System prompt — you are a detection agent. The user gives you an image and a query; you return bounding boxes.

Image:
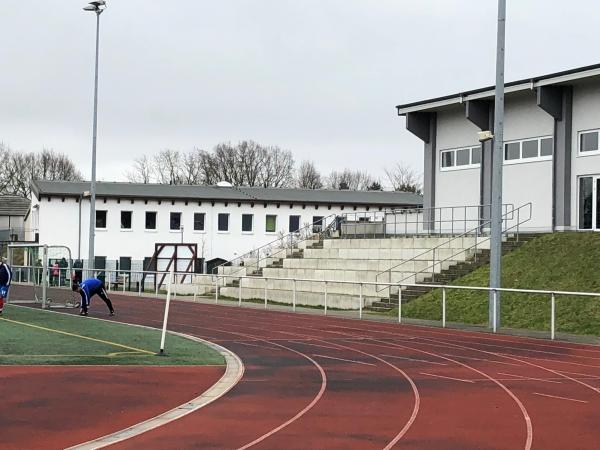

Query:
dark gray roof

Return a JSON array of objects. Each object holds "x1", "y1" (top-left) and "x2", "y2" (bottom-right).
[
  {"x1": 396, "y1": 62, "x2": 600, "y2": 112},
  {"x1": 0, "y1": 196, "x2": 31, "y2": 216},
  {"x1": 32, "y1": 181, "x2": 422, "y2": 207}
]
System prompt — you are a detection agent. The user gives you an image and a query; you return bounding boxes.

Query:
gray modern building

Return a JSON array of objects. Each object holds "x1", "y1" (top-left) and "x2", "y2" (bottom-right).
[{"x1": 397, "y1": 63, "x2": 600, "y2": 232}]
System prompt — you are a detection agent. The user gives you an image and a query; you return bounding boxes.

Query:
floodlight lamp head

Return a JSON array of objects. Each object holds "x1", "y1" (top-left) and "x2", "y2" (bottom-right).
[
  {"x1": 478, "y1": 130, "x2": 494, "y2": 143},
  {"x1": 83, "y1": 1, "x2": 107, "y2": 13}
]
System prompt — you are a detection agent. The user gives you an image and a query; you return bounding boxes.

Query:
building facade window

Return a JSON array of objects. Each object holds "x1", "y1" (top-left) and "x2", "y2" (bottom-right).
[
  {"x1": 579, "y1": 130, "x2": 600, "y2": 154},
  {"x1": 96, "y1": 210, "x2": 107, "y2": 229},
  {"x1": 312, "y1": 216, "x2": 324, "y2": 233},
  {"x1": 241, "y1": 214, "x2": 253, "y2": 232},
  {"x1": 289, "y1": 215, "x2": 301, "y2": 232},
  {"x1": 265, "y1": 215, "x2": 277, "y2": 233},
  {"x1": 194, "y1": 213, "x2": 205, "y2": 231},
  {"x1": 145, "y1": 211, "x2": 157, "y2": 230},
  {"x1": 170, "y1": 212, "x2": 182, "y2": 230},
  {"x1": 218, "y1": 213, "x2": 229, "y2": 232},
  {"x1": 120, "y1": 211, "x2": 132, "y2": 229},
  {"x1": 504, "y1": 136, "x2": 553, "y2": 163},
  {"x1": 440, "y1": 146, "x2": 480, "y2": 170}
]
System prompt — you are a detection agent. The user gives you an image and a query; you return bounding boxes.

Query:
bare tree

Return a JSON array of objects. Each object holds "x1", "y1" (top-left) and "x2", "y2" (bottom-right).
[
  {"x1": 296, "y1": 160, "x2": 323, "y2": 189},
  {"x1": 0, "y1": 144, "x2": 83, "y2": 197},
  {"x1": 153, "y1": 149, "x2": 184, "y2": 185},
  {"x1": 126, "y1": 155, "x2": 154, "y2": 183},
  {"x1": 257, "y1": 145, "x2": 294, "y2": 188},
  {"x1": 384, "y1": 164, "x2": 422, "y2": 194},
  {"x1": 326, "y1": 169, "x2": 374, "y2": 190}
]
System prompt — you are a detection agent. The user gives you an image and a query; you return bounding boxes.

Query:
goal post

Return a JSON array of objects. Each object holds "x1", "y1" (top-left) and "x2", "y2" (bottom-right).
[{"x1": 7, "y1": 244, "x2": 78, "y2": 309}]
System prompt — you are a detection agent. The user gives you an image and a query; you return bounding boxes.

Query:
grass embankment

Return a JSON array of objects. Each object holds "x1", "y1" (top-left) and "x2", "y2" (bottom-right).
[
  {"x1": 0, "y1": 306, "x2": 225, "y2": 365},
  {"x1": 396, "y1": 232, "x2": 600, "y2": 336}
]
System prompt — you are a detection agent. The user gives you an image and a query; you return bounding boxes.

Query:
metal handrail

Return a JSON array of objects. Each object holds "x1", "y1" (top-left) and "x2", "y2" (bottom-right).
[
  {"x1": 375, "y1": 203, "x2": 529, "y2": 294},
  {"x1": 211, "y1": 213, "x2": 340, "y2": 278}
]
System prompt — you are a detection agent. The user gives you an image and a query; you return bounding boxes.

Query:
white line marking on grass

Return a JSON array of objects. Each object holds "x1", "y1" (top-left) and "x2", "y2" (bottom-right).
[
  {"x1": 498, "y1": 372, "x2": 562, "y2": 384},
  {"x1": 313, "y1": 354, "x2": 376, "y2": 366},
  {"x1": 381, "y1": 354, "x2": 447, "y2": 366},
  {"x1": 420, "y1": 372, "x2": 475, "y2": 384},
  {"x1": 532, "y1": 392, "x2": 588, "y2": 404}
]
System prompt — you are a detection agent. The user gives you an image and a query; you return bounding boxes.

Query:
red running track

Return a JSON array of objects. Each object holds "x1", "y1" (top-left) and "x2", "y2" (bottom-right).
[{"x1": 38, "y1": 296, "x2": 600, "y2": 449}]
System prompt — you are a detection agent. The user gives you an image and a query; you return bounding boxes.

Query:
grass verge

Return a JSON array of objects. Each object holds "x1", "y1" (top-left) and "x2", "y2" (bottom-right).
[
  {"x1": 0, "y1": 305, "x2": 225, "y2": 365},
  {"x1": 394, "y1": 232, "x2": 600, "y2": 336}
]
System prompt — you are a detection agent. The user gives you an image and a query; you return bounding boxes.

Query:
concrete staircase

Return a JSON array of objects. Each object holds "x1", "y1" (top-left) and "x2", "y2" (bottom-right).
[{"x1": 210, "y1": 234, "x2": 509, "y2": 310}]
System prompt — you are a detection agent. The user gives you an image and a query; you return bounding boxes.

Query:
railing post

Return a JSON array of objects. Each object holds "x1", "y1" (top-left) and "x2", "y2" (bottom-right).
[
  {"x1": 359, "y1": 282, "x2": 363, "y2": 319},
  {"x1": 215, "y1": 276, "x2": 219, "y2": 303},
  {"x1": 492, "y1": 289, "x2": 498, "y2": 333},
  {"x1": 138, "y1": 274, "x2": 142, "y2": 296},
  {"x1": 517, "y1": 207, "x2": 520, "y2": 242},
  {"x1": 398, "y1": 286, "x2": 402, "y2": 324},
  {"x1": 324, "y1": 281, "x2": 328, "y2": 315},
  {"x1": 431, "y1": 248, "x2": 435, "y2": 282},
  {"x1": 238, "y1": 276, "x2": 242, "y2": 306},
  {"x1": 451, "y1": 207, "x2": 454, "y2": 236},
  {"x1": 442, "y1": 287, "x2": 446, "y2": 328},
  {"x1": 292, "y1": 279, "x2": 296, "y2": 312},
  {"x1": 550, "y1": 292, "x2": 556, "y2": 340},
  {"x1": 264, "y1": 278, "x2": 268, "y2": 309}
]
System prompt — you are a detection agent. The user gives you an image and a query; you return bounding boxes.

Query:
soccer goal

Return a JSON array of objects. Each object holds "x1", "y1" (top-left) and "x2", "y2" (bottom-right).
[{"x1": 7, "y1": 244, "x2": 79, "y2": 309}]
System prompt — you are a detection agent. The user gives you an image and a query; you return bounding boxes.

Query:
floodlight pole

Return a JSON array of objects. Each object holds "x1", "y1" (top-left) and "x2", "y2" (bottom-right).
[
  {"x1": 87, "y1": 7, "x2": 103, "y2": 277},
  {"x1": 489, "y1": 0, "x2": 506, "y2": 330}
]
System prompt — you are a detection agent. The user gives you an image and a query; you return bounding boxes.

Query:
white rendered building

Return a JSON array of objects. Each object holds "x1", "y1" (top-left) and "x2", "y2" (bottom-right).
[
  {"x1": 396, "y1": 63, "x2": 600, "y2": 233},
  {"x1": 28, "y1": 181, "x2": 422, "y2": 272}
]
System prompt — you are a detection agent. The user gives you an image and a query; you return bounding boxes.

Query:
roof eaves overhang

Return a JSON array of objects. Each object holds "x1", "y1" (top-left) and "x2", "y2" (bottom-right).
[{"x1": 396, "y1": 65, "x2": 600, "y2": 116}]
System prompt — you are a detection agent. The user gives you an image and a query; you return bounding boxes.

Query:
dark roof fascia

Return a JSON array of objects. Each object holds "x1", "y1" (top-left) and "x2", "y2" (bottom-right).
[{"x1": 396, "y1": 62, "x2": 600, "y2": 114}]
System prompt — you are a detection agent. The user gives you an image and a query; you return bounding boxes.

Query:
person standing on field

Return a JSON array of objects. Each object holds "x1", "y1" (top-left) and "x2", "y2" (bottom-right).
[{"x1": 0, "y1": 258, "x2": 13, "y2": 316}]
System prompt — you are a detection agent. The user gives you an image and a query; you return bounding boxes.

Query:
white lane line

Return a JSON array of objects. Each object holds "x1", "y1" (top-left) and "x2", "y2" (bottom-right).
[
  {"x1": 420, "y1": 372, "x2": 475, "y2": 384},
  {"x1": 233, "y1": 341, "x2": 279, "y2": 350},
  {"x1": 555, "y1": 369, "x2": 600, "y2": 379},
  {"x1": 442, "y1": 353, "x2": 520, "y2": 367},
  {"x1": 288, "y1": 341, "x2": 341, "y2": 351},
  {"x1": 532, "y1": 392, "x2": 588, "y2": 404},
  {"x1": 381, "y1": 354, "x2": 447, "y2": 366},
  {"x1": 313, "y1": 354, "x2": 376, "y2": 367},
  {"x1": 498, "y1": 372, "x2": 562, "y2": 384}
]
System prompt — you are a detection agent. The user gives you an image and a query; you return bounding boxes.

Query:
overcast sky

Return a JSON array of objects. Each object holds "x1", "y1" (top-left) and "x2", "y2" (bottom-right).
[{"x1": 2, "y1": 1, "x2": 599, "y2": 185}]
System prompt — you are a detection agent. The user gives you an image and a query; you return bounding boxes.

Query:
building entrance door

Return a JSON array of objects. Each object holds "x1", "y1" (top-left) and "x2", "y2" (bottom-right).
[{"x1": 578, "y1": 176, "x2": 600, "y2": 230}]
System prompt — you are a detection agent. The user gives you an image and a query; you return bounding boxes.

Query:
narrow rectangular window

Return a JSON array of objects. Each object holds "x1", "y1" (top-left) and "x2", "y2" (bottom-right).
[
  {"x1": 266, "y1": 215, "x2": 277, "y2": 233},
  {"x1": 540, "y1": 138, "x2": 553, "y2": 157},
  {"x1": 242, "y1": 214, "x2": 253, "y2": 232},
  {"x1": 579, "y1": 177, "x2": 593, "y2": 230},
  {"x1": 96, "y1": 210, "x2": 107, "y2": 228},
  {"x1": 194, "y1": 213, "x2": 205, "y2": 231},
  {"x1": 471, "y1": 146, "x2": 481, "y2": 165},
  {"x1": 218, "y1": 213, "x2": 229, "y2": 231},
  {"x1": 120, "y1": 211, "x2": 132, "y2": 229},
  {"x1": 289, "y1": 215, "x2": 301, "y2": 232},
  {"x1": 505, "y1": 142, "x2": 520, "y2": 160},
  {"x1": 170, "y1": 212, "x2": 182, "y2": 230},
  {"x1": 312, "y1": 216, "x2": 324, "y2": 233},
  {"x1": 521, "y1": 139, "x2": 539, "y2": 159},
  {"x1": 441, "y1": 151, "x2": 454, "y2": 168},
  {"x1": 145, "y1": 212, "x2": 157, "y2": 230},
  {"x1": 580, "y1": 131, "x2": 599, "y2": 153}
]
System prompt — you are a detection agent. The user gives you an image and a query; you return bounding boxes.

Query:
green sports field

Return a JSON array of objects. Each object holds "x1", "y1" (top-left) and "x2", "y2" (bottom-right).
[{"x1": 0, "y1": 305, "x2": 225, "y2": 366}]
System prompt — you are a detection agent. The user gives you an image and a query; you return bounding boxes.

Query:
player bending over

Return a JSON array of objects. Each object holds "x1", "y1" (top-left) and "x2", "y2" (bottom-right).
[
  {"x1": 72, "y1": 277, "x2": 115, "y2": 317},
  {"x1": 0, "y1": 258, "x2": 12, "y2": 316}
]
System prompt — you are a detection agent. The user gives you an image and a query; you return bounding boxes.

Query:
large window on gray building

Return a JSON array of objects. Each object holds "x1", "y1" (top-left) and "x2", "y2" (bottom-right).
[
  {"x1": 579, "y1": 130, "x2": 599, "y2": 154},
  {"x1": 504, "y1": 137, "x2": 553, "y2": 163},
  {"x1": 440, "y1": 146, "x2": 480, "y2": 170}
]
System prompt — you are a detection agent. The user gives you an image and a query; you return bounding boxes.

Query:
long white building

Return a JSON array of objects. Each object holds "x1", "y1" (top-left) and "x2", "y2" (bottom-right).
[
  {"x1": 396, "y1": 63, "x2": 600, "y2": 232},
  {"x1": 28, "y1": 181, "x2": 422, "y2": 272}
]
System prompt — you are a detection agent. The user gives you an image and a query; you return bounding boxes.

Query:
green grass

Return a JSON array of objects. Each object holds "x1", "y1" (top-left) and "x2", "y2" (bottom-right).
[
  {"x1": 0, "y1": 305, "x2": 225, "y2": 366},
  {"x1": 396, "y1": 232, "x2": 600, "y2": 336}
]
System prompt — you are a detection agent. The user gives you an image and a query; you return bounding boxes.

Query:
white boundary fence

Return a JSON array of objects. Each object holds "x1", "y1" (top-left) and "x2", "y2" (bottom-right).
[{"x1": 8, "y1": 266, "x2": 600, "y2": 341}]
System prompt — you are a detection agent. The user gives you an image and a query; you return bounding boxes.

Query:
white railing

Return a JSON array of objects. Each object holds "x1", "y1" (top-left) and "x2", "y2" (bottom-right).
[{"x1": 9, "y1": 265, "x2": 600, "y2": 341}]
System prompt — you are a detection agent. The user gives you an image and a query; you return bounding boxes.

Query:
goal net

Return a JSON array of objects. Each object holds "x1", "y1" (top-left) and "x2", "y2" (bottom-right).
[{"x1": 7, "y1": 244, "x2": 79, "y2": 309}]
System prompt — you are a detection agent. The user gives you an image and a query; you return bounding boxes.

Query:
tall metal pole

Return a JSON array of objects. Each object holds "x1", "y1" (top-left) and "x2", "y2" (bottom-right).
[
  {"x1": 489, "y1": 0, "x2": 506, "y2": 330},
  {"x1": 87, "y1": 10, "x2": 102, "y2": 276}
]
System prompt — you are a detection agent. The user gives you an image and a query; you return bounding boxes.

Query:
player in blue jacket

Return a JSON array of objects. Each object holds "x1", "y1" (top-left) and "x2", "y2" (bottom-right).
[
  {"x1": 0, "y1": 258, "x2": 12, "y2": 316},
  {"x1": 72, "y1": 277, "x2": 115, "y2": 316}
]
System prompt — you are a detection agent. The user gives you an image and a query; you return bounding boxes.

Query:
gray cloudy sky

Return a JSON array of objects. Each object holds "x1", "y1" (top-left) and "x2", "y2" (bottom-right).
[{"x1": 2, "y1": 1, "x2": 599, "y2": 184}]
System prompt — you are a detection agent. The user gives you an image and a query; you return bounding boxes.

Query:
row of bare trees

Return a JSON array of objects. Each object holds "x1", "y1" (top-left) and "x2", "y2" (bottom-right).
[
  {"x1": 0, "y1": 143, "x2": 83, "y2": 198},
  {"x1": 127, "y1": 141, "x2": 422, "y2": 193}
]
